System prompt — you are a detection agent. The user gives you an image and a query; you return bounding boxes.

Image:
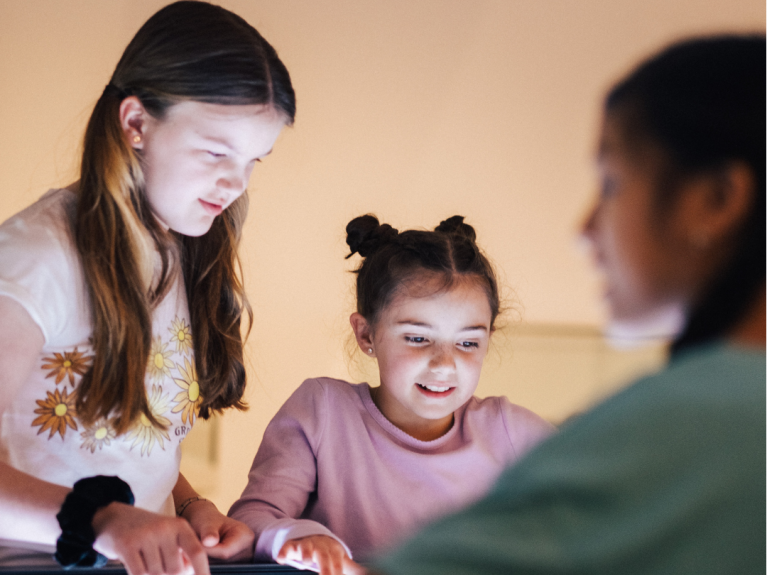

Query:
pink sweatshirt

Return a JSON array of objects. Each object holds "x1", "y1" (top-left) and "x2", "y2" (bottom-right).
[{"x1": 228, "y1": 378, "x2": 555, "y2": 561}]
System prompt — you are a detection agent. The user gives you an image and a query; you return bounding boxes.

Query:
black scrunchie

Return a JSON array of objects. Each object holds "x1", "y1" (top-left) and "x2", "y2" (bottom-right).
[
  {"x1": 55, "y1": 475, "x2": 134, "y2": 569},
  {"x1": 345, "y1": 214, "x2": 399, "y2": 258}
]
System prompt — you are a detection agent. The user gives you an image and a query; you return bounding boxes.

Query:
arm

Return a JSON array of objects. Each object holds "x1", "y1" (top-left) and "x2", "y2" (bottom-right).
[
  {"x1": 0, "y1": 296, "x2": 206, "y2": 575},
  {"x1": 0, "y1": 295, "x2": 66, "y2": 544},
  {"x1": 228, "y1": 380, "x2": 353, "y2": 563}
]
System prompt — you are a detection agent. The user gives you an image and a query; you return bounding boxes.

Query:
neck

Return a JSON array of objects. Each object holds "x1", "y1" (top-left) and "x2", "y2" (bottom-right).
[{"x1": 728, "y1": 287, "x2": 766, "y2": 349}]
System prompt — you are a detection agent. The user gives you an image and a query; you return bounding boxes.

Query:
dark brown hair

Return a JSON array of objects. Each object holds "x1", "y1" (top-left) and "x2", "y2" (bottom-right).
[
  {"x1": 605, "y1": 35, "x2": 765, "y2": 355},
  {"x1": 345, "y1": 215, "x2": 501, "y2": 329},
  {"x1": 75, "y1": 1, "x2": 296, "y2": 433}
]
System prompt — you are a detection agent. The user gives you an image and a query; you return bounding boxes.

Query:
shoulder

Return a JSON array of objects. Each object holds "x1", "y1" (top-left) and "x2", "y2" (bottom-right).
[
  {"x1": 0, "y1": 189, "x2": 85, "y2": 343},
  {"x1": 464, "y1": 395, "x2": 556, "y2": 459},
  {"x1": 0, "y1": 189, "x2": 77, "y2": 248},
  {"x1": 266, "y1": 377, "x2": 364, "y2": 449},
  {"x1": 288, "y1": 377, "x2": 362, "y2": 403},
  {"x1": 274, "y1": 377, "x2": 363, "y2": 423}
]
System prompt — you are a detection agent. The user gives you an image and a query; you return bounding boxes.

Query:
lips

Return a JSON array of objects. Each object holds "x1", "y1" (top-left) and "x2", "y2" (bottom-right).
[
  {"x1": 199, "y1": 199, "x2": 223, "y2": 216},
  {"x1": 416, "y1": 383, "x2": 455, "y2": 398}
]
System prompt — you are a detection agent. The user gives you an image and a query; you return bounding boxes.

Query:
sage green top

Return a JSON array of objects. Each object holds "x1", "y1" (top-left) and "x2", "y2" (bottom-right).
[{"x1": 375, "y1": 344, "x2": 766, "y2": 575}]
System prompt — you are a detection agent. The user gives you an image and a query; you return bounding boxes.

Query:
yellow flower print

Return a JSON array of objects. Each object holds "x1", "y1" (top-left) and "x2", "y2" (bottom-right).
[
  {"x1": 172, "y1": 357, "x2": 202, "y2": 426},
  {"x1": 147, "y1": 337, "x2": 174, "y2": 383},
  {"x1": 80, "y1": 418, "x2": 116, "y2": 453},
  {"x1": 41, "y1": 348, "x2": 92, "y2": 387},
  {"x1": 169, "y1": 317, "x2": 193, "y2": 355},
  {"x1": 127, "y1": 385, "x2": 171, "y2": 456},
  {"x1": 32, "y1": 388, "x2": 78, "y2": 439}
]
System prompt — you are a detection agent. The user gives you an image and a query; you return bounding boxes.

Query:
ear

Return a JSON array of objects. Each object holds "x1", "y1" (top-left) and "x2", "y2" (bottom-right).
[
  {"x1": 677, "y1": 161, "x2": 755, "y2": 250},
  {"x1": 350, "y1": 312, "x2": 376, "y2": 357},
  {"x1": 119, "y1": 96, "x2": 149, "y2": 150}
]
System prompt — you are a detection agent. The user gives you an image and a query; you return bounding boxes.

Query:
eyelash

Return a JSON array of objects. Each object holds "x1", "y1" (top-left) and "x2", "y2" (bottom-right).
[{"x1": 403, "y1": 337, "x2": 480, "y2": 349}]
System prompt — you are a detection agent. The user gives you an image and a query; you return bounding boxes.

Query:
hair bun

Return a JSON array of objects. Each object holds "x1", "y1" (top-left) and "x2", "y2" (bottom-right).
[
  {"x1": 346, "y1": 215, "x2": 399, "y2": 259},
  {"x1": 435, "y1": 215, "x2": 476, "y2": 241}
]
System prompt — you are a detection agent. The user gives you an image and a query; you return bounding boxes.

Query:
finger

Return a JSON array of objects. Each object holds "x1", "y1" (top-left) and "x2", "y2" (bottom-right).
[
  {"x1": 343, "y1": 557, "x2": 367, "y2": 575},
  {"x1": 314, "y1": 547, "x2": 343, "y2": 575},
  {"x1": 140, "y1": 544, "x2": 165, "y2": 575},
  {"x1": 160, "y1": 538, "x2": 184, "y2": 575},
  {"x1": 276, "y1": 541, "x2": 298, "y2": 562},
  {"x1": 120, "y1": 548, "x2": 148, "y2": 575},
  {"x1": 178, "y1": 528, "x2": 210, "y2": 575},
  {"x1": 197, "y1": 524, "x2": 220, "y2": 549},
  {"x1": 204, "y1": 522, "x2": 254, "y2": 560}
]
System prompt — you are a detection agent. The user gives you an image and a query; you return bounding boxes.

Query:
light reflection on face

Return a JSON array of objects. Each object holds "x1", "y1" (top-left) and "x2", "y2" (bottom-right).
[
  {"x1": 367, "y1": 277, "x2": 493, "y2": 441},
  {"x1": 136, "y1": 101, "x2": 286, "y2": 237}
]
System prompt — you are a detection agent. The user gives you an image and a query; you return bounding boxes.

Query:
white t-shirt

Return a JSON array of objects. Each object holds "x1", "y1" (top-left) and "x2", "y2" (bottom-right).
[{"x1": 0, "y1": 189, "x2": 200, "y2": 547}]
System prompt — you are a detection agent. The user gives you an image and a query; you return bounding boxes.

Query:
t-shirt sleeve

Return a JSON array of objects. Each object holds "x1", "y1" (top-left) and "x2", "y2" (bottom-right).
[
  {"x1": 0, "y1": 192, "x2": 85, "y2": 344},
  {"x1": 228, "y1": 379, "x2": 353, "y2": 562}
]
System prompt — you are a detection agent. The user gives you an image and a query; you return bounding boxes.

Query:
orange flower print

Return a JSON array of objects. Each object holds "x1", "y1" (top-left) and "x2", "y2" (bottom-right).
[
  {"x1": 41, "y1": 348, "x2": 92, "y2": 387},
  {"x1": 172, "y1": 357, "x2": 202, "y2": 426},
  {"x1": 169, "y1": 317, "x2": 193, "y2": 355},
  {"x1": 32, "y1": 388, "x2": 78, "y2": 439}
]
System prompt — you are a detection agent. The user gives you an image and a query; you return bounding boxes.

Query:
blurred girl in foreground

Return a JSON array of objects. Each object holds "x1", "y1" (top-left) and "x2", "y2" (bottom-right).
[{"x1": 374, "y1": 34, "x2": 765, "y2": 575}]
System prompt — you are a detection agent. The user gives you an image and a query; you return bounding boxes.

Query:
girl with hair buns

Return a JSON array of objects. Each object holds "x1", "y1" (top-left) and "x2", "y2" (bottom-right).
[
  {"x1": 373, "y1": 35, "x2": 765, "y2": 575},
  {"x1": 0, "y1": 2, "x2": 294, "y2": 574},
  {"x1": 229, "y1": 215, "x2": 555, "y2": 575}
]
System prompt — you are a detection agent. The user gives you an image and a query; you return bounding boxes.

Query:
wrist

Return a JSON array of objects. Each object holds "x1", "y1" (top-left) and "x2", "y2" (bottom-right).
[
  {"x1": 55, "y1": 475, "x2": 134, "y2": 568},
  {"x1": 176, "y1": 496, "x2": 212, "y2": 518}
]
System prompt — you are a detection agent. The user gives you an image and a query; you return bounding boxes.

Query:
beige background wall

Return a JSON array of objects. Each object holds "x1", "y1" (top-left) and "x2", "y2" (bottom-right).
[{"x1": 1, "y1": 1, "x2": 763, "y2": 510}]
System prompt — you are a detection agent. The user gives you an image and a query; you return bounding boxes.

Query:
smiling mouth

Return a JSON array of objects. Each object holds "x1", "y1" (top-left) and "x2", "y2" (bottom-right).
[
  {"x1": 417, "y1": 383, "x2": 454, "y2": 394},
  {"x1": 199, "y1": 199, "x2": 223, "y2": 216}
]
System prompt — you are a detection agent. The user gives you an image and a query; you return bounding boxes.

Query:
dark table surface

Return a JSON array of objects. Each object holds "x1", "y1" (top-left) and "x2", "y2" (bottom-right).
[{"x1": 0, "y1": 564, "x2": 302, "y2": 575}]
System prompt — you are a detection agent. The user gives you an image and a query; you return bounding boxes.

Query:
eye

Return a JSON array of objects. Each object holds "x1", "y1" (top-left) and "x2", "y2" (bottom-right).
[
  {"x1": 459, "y1": 341, "x2": 479, "y2": 349},
  {"x1": 599, "y1": 175, "x2": 618, "y2": 199},
  {"x1": 404, "y1": 336, "x2": 427, "y2": 344},
  {"x1": 207, "y1": 151, "x2": 226, "y2": 158}
]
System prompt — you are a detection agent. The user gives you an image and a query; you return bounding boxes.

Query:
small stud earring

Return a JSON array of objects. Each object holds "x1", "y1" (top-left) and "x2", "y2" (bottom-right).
[
  {"x1": 368, "y1": 348, "x2": 373, "y2": 354},
  {"x1": 133, "y1": 135, "x2": 142, "y2": 144}
]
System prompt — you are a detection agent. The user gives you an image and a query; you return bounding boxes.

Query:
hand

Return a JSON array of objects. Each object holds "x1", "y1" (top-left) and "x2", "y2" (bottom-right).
[
  {"x1": 92, "y1": 502, "x2": 209, "y2": 575},
  {"x1": 181, "y1": 499, "x2": 255, "y2": 561},
  {"x1": 277, "y1": 535, "x2": 365, "y2": 575}
]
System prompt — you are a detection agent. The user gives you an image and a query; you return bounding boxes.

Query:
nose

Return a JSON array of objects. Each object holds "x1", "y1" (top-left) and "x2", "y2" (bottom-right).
[
  {"x1": 429, "y1": 345, "x2": 456, "y2": 376},
  {"x1": 578, "y1": 199, "x2": 600, "y2": 248},
  {"x1": 217, "y1": 164, "x2": 249, "y2": 199}
]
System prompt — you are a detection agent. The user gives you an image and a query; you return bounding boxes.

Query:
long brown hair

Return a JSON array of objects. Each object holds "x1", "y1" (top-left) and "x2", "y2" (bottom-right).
[{"x1": 75, "y1": 1, "x2": 296, "y2": 434}]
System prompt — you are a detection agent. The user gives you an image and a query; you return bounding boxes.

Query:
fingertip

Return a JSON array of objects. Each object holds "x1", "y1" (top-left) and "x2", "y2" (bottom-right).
[{"x1": 201, "y1": 534, "x2": 219, "y2": 548}]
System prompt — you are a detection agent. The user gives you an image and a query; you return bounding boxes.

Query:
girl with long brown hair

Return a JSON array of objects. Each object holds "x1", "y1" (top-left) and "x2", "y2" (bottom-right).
[{"x1": 0, "y1": 2, "x2": 295, "y2": 574}]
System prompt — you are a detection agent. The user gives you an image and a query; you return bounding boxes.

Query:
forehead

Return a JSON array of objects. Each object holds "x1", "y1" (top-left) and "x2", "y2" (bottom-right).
[
  {"x1": 383, "y1": 275, "x2": 493, "y2": 321},
  {"x1": 159, "y1": 100, "x2": 286, "y2": 135}
]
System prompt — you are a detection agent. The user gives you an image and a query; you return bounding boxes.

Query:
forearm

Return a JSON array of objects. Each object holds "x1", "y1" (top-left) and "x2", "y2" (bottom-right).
[
  {"x1": 172, "y1": 472, "x2": 201, "y2": 512},
  {"x1": 0, "y1": 461, "x2": 69, "y2": 545}
]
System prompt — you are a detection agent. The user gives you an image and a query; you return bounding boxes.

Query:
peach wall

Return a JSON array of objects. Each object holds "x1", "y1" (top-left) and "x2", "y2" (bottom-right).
[{"x1": 1, "y1": 0, "x2": 763, "y2": 510}]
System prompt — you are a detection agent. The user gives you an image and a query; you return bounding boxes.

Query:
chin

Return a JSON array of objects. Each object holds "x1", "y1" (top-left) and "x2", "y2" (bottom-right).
[
  {"x1": 171, "y1": 222, "x2": 215, "y2": 237},
  {"x1": 605, "y1": 304, "x2": 685, "y2": 349}
]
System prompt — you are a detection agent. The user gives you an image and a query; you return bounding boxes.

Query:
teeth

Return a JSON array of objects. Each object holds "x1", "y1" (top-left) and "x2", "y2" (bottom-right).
[{"x1": 420, "y1": 384, "x2": 450, "y2": 393}]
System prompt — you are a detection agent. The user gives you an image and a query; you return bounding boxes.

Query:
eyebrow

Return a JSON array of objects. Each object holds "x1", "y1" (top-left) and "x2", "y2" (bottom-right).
[
  {"x1": 199, "y1": 135, "x2": 274, "y2": 161},
  {"x1": 396, "y1": 320, "x2": 488, "y2": 332}
]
